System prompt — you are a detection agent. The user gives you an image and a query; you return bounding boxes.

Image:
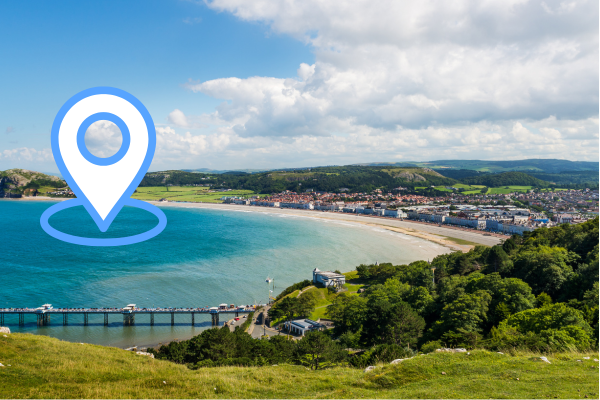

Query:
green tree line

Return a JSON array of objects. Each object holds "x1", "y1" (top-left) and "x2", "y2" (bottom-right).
[{"x1": 150, "y1": 218, "x2": 598, "y2": 369}]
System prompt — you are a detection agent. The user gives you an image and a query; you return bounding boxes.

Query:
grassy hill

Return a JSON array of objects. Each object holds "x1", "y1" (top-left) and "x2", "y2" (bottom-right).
[
  {"x1": 0, "y1": 169, "x2": 66, "y2": 196},
  {"x1": 139, "y1": 166, "x2": 458, "y2": 194},
  {"x1": 460, "y1": 172, "x2": 549, "y2": 187},
  {"x1": 0, "y1": 333, "x2": 597, "y2": 399}
]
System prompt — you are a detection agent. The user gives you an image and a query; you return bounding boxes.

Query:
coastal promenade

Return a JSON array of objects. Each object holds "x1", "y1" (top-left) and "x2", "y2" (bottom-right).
[
  {"x1": 0, "y1": 304, "x2": 256, "y2": 327},
  {"x1": 154, "y1": 201, "x2": 503, "y2": 250}
]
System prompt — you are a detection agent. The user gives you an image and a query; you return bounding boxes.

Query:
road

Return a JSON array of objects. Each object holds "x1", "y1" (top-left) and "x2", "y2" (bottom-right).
[{"x1": 246, "y1": 306, "x2": 281, "y2": 339}]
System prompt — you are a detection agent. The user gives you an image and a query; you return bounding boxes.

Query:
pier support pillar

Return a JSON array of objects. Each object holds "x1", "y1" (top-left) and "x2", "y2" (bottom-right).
[
  {"x1": 123, "y1": 313, "x2": 135, "y2": 326},
  {"x1": 171, "y1": 313, "x2": 174, "y2": 326},
  {"x1": 36, "y1": 314, "x2": 49, "y2": 326},
  {"x1": 84, "y1": 313, "x2": 88, "y2": 326},
  {"x1": 191, "y1": 313, "x2": 194, "y2": 326},
  {"x1": 63, "y1": 313, "x2": 68, "y2": 326},
  {"x1": 211, "y1": 313, "x2": 219, "y2": 327},
  {"x1": 235, "y1": 311, "x2": 238, "y2": 318},
  {"x1": 104, "y1": 313, "x2": 108, "y2": 326},
  {"x1": 19, "y1": 313, "x2": 24, "y2": 326},
  {"x1": 150, "y1": 313, "x2": 154, "y2": 326}
]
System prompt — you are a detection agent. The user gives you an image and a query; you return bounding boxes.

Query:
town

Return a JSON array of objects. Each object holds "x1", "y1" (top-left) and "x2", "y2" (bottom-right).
[{"x1": 221, "y1": 187, "x2": 599, "y2": 236}]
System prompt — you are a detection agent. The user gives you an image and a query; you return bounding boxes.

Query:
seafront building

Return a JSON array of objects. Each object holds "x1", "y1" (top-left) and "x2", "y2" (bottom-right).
[{"x1": 219, "y1": 189, "x2": 596, "y2": 236}]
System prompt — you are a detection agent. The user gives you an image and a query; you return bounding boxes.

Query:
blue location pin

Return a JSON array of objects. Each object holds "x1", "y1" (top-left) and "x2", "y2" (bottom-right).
[{"x1": 40, "y1": 87, "x2": 167, "y2": 246}]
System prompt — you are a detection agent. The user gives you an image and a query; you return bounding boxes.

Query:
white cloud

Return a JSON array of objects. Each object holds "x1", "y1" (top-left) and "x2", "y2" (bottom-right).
[
  {"x1": 167, "y1": 0, "x2": 599, "y2": 165},
  {"x1": 167, "y1": 109, "x2": 189, "y2": 127},
  {"x1": 9, "y1": 1, "x2": 597, "y2": 172},
  {"x1": 0, "y1": 147, "x2": 53, "y2": 162}
]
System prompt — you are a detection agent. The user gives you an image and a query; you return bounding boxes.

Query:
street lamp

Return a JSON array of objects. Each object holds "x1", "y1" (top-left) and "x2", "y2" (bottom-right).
[{"x1": 431, "y1": 267, "x2": 436, "y2": 284}]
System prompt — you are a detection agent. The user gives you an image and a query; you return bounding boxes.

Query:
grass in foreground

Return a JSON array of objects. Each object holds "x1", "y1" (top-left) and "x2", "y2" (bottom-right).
[{"x1": 0, "y1": 333, "x2": 598, "y2": 399}]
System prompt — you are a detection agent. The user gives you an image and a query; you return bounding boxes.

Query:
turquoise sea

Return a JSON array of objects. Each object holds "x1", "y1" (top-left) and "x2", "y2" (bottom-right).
[{"x1": 0, "y1": 200, "x2": 449, "y2": 348}]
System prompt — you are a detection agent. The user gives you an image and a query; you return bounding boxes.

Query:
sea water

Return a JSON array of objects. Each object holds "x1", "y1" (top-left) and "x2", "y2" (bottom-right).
[{"x1": 0, "y1": 200, "x2": 449, "y2": 347}]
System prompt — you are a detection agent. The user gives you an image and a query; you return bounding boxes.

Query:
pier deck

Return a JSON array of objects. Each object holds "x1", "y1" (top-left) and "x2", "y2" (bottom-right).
[{"x1": 0, "y1": 304, "x2": 256, "y2": 327}]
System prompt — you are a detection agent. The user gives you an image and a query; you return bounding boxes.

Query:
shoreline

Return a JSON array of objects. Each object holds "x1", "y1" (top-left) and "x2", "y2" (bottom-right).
[
  {"x1": 5, "y1": 196, "x2": 502, "y2": 251},
  {"x1": 150, "y1": 201, "x2": 502, "y2": 252}
]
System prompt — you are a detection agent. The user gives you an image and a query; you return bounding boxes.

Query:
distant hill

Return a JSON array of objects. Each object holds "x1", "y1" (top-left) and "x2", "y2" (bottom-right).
[
  {"x1": 358, "y1": 159, "x2": 599, "y2": 174},
  {"x1": 434, "y1": 169, "x2": 490, "y2": 180},
  {"x1": 182, "y1": 168, "x2": 270, "y2": 174},
  {"x1": 527, "y1": 170, "x2": 599, "y2": 188},
  {"x1": 461, "y1": 171, "x2": 549, "y2": 187},
  {"x1": 0, "y1": 169, "x2": 66, "y2": 197},
  {"x1": 140, "y1": 166, "x2": 457, "y2": 193}
]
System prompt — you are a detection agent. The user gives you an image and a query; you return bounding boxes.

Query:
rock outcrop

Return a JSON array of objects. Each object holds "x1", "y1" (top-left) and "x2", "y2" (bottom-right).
[{"x1": 435, "y1": 348, "x2": 467, "y2": 353}]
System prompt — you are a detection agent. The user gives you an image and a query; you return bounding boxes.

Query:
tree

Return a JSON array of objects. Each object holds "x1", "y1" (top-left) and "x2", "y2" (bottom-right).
[
  {"x1": 297, "y1": 290, "x2": 319, "y2": 317},
  {"x1": 504, "y1": 303, "x2": 591, "y2": 334},
  {"x1": 268, "y1": 296, "x2": 301, "y2": 328},
  {"x1": 485, "y1": 245, "x2": 512, "y2": 274},
  {"x1": 430, "y1": 290, "x2": 492, "y2": 338},
  {"x1": 297, "y1": 331, "x2": 345, "y2": 370},
  {"x1": 512, "y1": 246, "x2": 573, "y2": 297},
  {"x1": 536, "y1": 292, "x2": 552, "y2": 308},
  {"x1": 405, "y1": 286, "x2": 434, "y2": 316},
  {"x1": 327, "y1": 293, "x2": 368, "y2": 336},
  {"x1": 385, "y1": 302, "x2": 426, "y2": 348},
  {"x1": 362, "y1": 294, "x2": 425, "y2": 348}
]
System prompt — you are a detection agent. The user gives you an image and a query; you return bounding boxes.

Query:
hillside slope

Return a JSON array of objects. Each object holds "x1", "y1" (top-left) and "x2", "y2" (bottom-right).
[
  {"x1": 0, "y1": 169, "x2": 66, "y2": 196},
  {"x1": 140, "y1": 166, "x2": 457, "y2": 193},
  {"x1": 0, "y1": 333, "x2": 597, "y2": 399},
  {"x1": 460, "y1": 171, "x2": 549, "y2": 187}
]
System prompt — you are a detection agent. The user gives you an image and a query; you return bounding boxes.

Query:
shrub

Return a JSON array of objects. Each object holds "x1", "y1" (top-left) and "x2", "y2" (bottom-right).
[
  {"x1": 420, "y1": 340, "x2": 442, "y2": 354},
  {"x1": 349, "y1": 344, "x2": 415, "y2": 368}
]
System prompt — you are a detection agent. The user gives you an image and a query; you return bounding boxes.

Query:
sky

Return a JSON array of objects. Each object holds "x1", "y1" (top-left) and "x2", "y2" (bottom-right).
[{"x1": 1, "y1": 0, "x2": 598, "y2": 173}]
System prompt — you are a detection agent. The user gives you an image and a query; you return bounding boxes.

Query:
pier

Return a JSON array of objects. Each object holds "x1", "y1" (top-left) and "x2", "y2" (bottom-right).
[{"x1": 0, "y1": 304, "x2": 256, "y2": 327}]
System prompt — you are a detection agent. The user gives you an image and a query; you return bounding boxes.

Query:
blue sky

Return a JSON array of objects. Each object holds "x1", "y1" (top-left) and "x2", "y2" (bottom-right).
[
  {"x1": 1, "y1": 0, "x2": 311, "y2": 149},
  {"x1": 1, "y1": 0, "x2": 598, "y2": 171}
]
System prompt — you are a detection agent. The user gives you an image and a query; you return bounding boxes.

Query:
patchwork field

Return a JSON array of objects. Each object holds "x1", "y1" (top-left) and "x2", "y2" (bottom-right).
[{"x1": 131, "y1": 186, "x2": 260, "y2": 203}]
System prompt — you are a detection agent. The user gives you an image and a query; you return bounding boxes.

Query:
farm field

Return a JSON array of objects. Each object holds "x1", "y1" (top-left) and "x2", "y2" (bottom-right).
[
  {"x1": 488, "y1": 186, "x2": 533, "y2": 194},
  {"x1": 131, "y1": 186, "x2": 259, "y2": 203}
]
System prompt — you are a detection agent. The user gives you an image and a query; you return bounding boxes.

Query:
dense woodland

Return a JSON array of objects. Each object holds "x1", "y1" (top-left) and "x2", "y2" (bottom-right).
[
  {"x1": 150, "y1": 218, "x2": 599, "y2": 370},
  {"x1": 460, "y1": 172, "x2": 548, "y2": 187}
]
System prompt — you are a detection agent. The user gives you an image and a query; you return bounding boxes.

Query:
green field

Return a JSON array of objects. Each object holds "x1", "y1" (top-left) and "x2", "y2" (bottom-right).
[
  {"x1": 428, "y1": 184, "x2": 540, "y2": 195},
  {"x1": 488, "y1": 186, "x2": 533, "y2": 194},
  {"x1": 131, "y1": 186, "x2": 259, "y2": 203},
  {"x1": 0, "y1": 333, "x2": 597, "y2": 399}
]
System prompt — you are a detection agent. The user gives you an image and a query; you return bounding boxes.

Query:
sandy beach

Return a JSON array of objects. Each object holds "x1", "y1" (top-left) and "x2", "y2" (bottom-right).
[{"x1": 150, "y1": 200, "x2": 503, "y2": 252}]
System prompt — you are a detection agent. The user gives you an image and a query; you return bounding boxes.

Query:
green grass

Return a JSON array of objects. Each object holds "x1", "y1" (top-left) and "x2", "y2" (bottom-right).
[
  {"x1": 442, "y1": 236, "x2": 482, "y2": 246},
  {"x1": 454, "y1": 184, "x2": 486, "y2": 190},
  {"x1": 0, "y1": 333, "x2": 597, "y2": 399},
  {"x1": 131, "y1": 186, "x2": 259, "y2": 203},
  {"x1": 488, "y1": 186, "x2": 534, "y2": 194}
]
